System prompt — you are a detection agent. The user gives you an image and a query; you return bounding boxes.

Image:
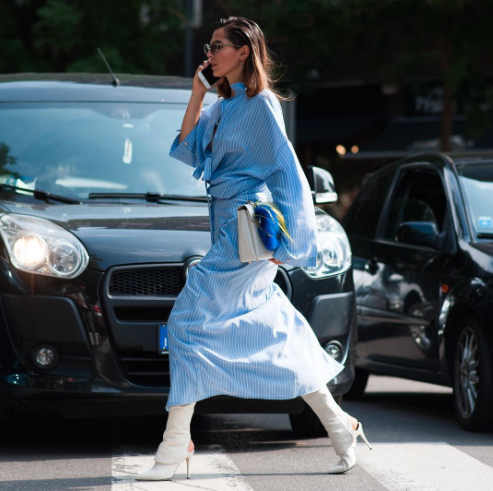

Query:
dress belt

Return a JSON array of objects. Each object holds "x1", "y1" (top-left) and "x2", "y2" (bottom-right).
[{"x1": 204, "y1": 182, "x2": 267, "y2": 246}]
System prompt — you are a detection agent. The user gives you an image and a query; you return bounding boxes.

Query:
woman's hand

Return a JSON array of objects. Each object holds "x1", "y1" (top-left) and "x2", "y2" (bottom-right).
[
  {"x1": 192, "y1": 59, "x2": 224, "y2": 96},
  {"x1": 269, "y1": 258, "x2": 284, "y2": 265}
]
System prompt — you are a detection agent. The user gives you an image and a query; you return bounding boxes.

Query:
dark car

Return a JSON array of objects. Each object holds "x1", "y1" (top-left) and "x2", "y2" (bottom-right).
[
  {"x1": 342, "y1": 151, "x2": 493, "y2": 431},
  {"x1": 0, "y1": 73, "x2": 357, "y2": 440}
]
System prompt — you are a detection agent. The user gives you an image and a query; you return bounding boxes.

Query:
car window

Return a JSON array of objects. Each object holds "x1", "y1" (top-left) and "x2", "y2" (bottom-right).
[
  {"x1": 343, "y1": 166, "x2": 396, "y2": 240},
  {"x1": 444, "y1": 169, "x2": 467, "y2": 239},
  {"x1": 384, "y1": 169, "x2": 447, "y2": 240},
  {"x1": 457, "y1": 163, "x2": 493, "y2": 239},
  {"x1": 0, "y1": 102, "x2": 207, "y2": 200}
]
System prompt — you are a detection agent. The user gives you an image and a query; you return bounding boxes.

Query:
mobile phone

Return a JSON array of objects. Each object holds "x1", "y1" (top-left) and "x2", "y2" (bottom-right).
[{"x1": 198, "y1": 64, "x2": 221, "y2": 89}]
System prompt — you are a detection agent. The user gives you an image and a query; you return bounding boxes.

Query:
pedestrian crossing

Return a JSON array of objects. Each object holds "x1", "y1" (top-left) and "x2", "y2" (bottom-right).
[
  {"x1": 112, "y1": 442, "x2": 493, "y2": 491},
  {"x1": 356, "y1": 442, "x2": 493, "y2": 491},
  {"x1": 112, "y1": 444, "x2": 254, "y2": 490}
]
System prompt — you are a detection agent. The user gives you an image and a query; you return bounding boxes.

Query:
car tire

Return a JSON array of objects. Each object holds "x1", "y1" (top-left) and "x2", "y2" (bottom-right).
[
  {"x1": 453, "y1": 316, "x2": 493, "y2": 431},
  {"x1": 290, "y1": 394, "x2": 343, "y2": 438},
  {"x1": 343, "y1": 367, "x2": 370, "y2": 400}
]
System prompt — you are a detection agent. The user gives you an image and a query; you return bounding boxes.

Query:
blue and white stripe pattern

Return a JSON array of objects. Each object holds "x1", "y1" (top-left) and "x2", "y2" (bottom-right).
[{"x1": 165, "y1": 82, "x2": 344, "y2": 410}]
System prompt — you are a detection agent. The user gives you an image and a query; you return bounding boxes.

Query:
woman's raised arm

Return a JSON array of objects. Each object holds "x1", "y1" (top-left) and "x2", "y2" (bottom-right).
[{"x1": 179, "y1": 60, "x2": 223, "y2": 143}]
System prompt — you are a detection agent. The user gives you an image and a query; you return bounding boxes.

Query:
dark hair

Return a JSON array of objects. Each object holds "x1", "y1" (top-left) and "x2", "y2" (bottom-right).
[{"x1": 212, "y1": 17, "x2": 290, "y2": 101}]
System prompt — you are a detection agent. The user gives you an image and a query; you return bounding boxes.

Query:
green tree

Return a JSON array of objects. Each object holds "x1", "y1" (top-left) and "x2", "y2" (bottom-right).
[{"x1": 0, "y1": 0, "x2": 191, "y2": 75}]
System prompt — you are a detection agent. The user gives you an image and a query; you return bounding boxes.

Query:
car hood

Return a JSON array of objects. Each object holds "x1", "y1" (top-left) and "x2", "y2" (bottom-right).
[{"x1": 0, "y1": 201, "x2": 212, "y2": 271}]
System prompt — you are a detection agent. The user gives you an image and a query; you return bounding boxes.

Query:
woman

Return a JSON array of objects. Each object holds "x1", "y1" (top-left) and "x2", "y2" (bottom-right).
[{"x1": 136, "y1": 16, "x2": 372, "y2": 482}]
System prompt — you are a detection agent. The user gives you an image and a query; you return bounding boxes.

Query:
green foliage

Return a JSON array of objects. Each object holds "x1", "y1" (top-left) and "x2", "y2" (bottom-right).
[
  {"x1": 0, "y1": 0, "x2": 187, "y2": 75},
  {"x1": 33, "y1": 0, "x2": 83, "y2": 56}
]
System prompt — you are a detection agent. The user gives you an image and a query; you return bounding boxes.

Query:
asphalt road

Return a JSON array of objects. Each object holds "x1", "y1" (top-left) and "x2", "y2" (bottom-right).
[{"x1": 1, "y1": 375, "x2": 493, "y2": 490}]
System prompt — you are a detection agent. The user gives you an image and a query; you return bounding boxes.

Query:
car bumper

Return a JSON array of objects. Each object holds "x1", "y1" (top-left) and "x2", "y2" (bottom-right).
[{"x1": 0, "y1": 264, "x2": 356, "y2": 413}]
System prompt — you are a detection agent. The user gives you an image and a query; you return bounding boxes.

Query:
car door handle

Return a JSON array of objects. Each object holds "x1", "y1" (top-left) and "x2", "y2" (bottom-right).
[{"x1": 364, "y1": 258, "x2": 379, "y2": 274}]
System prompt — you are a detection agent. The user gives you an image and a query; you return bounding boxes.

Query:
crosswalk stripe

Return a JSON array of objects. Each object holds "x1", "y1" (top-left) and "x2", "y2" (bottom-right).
[
  {"x1": 355, "y1": 442, "x2": 493, "y2": 491},
  {"x1": 111, "y1": 444, "x2": 254, "y2": 490}
]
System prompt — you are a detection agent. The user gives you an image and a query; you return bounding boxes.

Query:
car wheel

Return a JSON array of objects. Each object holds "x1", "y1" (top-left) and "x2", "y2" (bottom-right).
[
  {"x1": 453, "y1": 316, "x2": 493, "y2": 431},
  {"x1": 290, "y1": 394, "x2": 343, "y2": 438},
  {"x1": 343, "y1": 367, "x2": 370, "y2": 400}
]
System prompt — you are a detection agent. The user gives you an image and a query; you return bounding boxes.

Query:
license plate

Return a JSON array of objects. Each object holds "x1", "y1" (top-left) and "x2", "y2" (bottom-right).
[{"x1": 158, "y1": 323, "x2": 169, "y2": 354}]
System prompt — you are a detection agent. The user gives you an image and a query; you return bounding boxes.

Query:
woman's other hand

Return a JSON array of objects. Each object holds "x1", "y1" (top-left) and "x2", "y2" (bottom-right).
[{"x1": 269, "y1": 258, "x2": 284, "y2": 265}]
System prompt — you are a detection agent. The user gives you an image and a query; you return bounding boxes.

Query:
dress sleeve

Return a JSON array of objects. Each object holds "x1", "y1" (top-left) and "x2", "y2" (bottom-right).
[
  {"x1": 263, "y1": 139, "x2": 319, "y2": 268},
  {"x1": 253, "y1": 92, "x2": 319, "y2": 268},
  {"x1": 169, "y1": 99, "x2": 218, "y2": 169},
  {"x1": 169, "y1": 123, "x2": 200, "y2": 169}
]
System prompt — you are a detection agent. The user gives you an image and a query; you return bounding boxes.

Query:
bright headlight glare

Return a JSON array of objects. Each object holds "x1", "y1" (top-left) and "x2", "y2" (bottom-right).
[
  {"x1": 0, "y1": 214, "x2": 89, "y2": 278},
  {"x1": 12, "y1": 235, "x2": 48, "y2": 269},
  {"x1": 303, "y1": 215, "x2": 352, "y2": 279}
]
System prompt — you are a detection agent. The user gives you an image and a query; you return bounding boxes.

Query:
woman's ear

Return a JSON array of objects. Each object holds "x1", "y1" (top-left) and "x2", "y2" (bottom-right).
[{"x1": 239, "y1": 45, "x2": 250, "y2": 60}]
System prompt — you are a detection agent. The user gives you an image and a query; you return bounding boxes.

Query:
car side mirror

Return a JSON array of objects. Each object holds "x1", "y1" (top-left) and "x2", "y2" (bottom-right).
[
  {"x1": 306, "y1": 166, "x2": 338, "y2": 204},
  {"x1": 396, "y1": 221, "x2": 440, "y2": 248}
]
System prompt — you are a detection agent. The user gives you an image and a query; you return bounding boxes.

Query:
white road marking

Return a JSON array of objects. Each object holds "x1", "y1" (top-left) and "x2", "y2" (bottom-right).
[
  {"x1": 112, "y1": 444, "x2": 254, "y2": 490},
  {"x1": 113, "y1": 440, "x2": 493, "y2": 490},
  {"x1": 356, "y1": 442, "x2": 493, "y2": 491}
]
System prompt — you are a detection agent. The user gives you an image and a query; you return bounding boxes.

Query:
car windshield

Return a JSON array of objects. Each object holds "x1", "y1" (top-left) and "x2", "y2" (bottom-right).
[
  {"x1": 457, "y1": 162, "x2": 493, "y2": 239},
  {"x1": 0, "y1": 102, "x2": 206, "y2": 201}
]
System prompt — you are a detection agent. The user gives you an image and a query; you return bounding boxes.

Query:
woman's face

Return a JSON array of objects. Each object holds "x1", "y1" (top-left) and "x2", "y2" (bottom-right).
[{"x1": 206, "y1": 27, "x2": 247, "y2": 80}]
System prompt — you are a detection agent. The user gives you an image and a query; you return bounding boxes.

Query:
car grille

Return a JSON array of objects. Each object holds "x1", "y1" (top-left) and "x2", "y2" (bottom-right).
[
  {"x1": 109, "y1": 267, "x2": 288, "y2": 298},
  {"x1": 109, "y1": 267, "x2": 185, "y2": 296},
  {"x1": 108, "y1": 269, "x2": 290, "y2": 323},
  {"x1": 118, "y1": 350, "x2": 170, "y2": 387}
]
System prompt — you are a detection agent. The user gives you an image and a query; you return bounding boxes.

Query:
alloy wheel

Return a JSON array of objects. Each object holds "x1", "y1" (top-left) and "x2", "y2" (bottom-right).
[{"x1": 454, "y1": 325, "x2": 480, "y2": 419}]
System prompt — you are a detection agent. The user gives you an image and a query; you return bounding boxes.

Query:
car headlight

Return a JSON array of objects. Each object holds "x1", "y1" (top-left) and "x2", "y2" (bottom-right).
[
  {"x1": 0, "y1": 214, "x2": 89, "y2": 278},
  {"x1": 303, "y1": 214, "x2": 352, "y2": 279}
]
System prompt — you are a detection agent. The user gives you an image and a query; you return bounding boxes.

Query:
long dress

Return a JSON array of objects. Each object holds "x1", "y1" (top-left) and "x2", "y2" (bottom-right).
[{"x1": 165, "y1": 81, "x2": 344, "y2": 411}]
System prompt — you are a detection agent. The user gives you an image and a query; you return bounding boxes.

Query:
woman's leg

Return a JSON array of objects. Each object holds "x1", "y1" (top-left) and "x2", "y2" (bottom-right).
[
  {"x1": 135, "y1": 401, "x2": 196, "y2": 481},
  {"x1": 301, "y1": 385, "x2": 358, "y2": 472},
  {"x1": 154, "y1": 401, "x2": 196, "y2": 464}
]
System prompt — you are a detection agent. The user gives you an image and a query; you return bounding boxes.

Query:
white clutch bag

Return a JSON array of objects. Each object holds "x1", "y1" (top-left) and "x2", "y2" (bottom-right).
[{"x1": 237, "y1": 201, "x2": 274, "y2": 263}]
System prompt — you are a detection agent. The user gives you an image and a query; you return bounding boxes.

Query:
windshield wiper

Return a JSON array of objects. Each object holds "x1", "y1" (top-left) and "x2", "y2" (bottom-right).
[
  {"x1": 88, "y1": 192, "x2": 207, "y2": 203},
  {"x1": 477, "y1": 233, "x2": 493, "y2": 239},
  {"x1": 0, "y1": 184, "x2": 82, "y2": 204}
]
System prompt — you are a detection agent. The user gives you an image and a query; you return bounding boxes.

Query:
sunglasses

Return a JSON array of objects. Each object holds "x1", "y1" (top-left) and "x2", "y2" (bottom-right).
[{"x1": 203, "y1": 41, "x2": 242, "y2": 56}]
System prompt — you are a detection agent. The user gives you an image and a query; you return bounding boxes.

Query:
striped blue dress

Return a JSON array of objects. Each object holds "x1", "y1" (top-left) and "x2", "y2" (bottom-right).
[{"x1": 165, "y1": 81, "x2": 345, "y2": 411}]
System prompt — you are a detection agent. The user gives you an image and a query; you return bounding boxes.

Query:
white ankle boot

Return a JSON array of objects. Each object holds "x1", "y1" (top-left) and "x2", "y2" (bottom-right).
[
  {"x1": 135, "y1": 402, "x2": 196, "y2": 481},
  {"x1": 324, "y1": 421, "x2": 372, "y2": 473},
  {"x1": 301, "y1": 385, "x2": 372, "y2": 474}
]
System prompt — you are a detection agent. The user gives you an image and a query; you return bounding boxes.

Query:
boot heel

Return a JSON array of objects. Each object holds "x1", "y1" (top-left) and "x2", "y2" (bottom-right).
[
  {"x1": 186, "y1": 455, "x2": 192, "y2": 479},
  {"x1": 355, "y1": 422, "x2": 372, "y2": 450}
]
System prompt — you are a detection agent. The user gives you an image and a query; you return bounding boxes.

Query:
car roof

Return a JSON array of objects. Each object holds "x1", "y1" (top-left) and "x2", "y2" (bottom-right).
[
  {"x1": 390, "y1": 151, "x2": 493, "y2": 171},
  {"x1": 444, "y1": 151, "x2": 493, "y2": 166},
  {"x1": 0, "y1": 72, "x2": 218, "y2": 104},
  {"x1": 361, "y1": 151, "x2": 493, "y2": 185}
]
